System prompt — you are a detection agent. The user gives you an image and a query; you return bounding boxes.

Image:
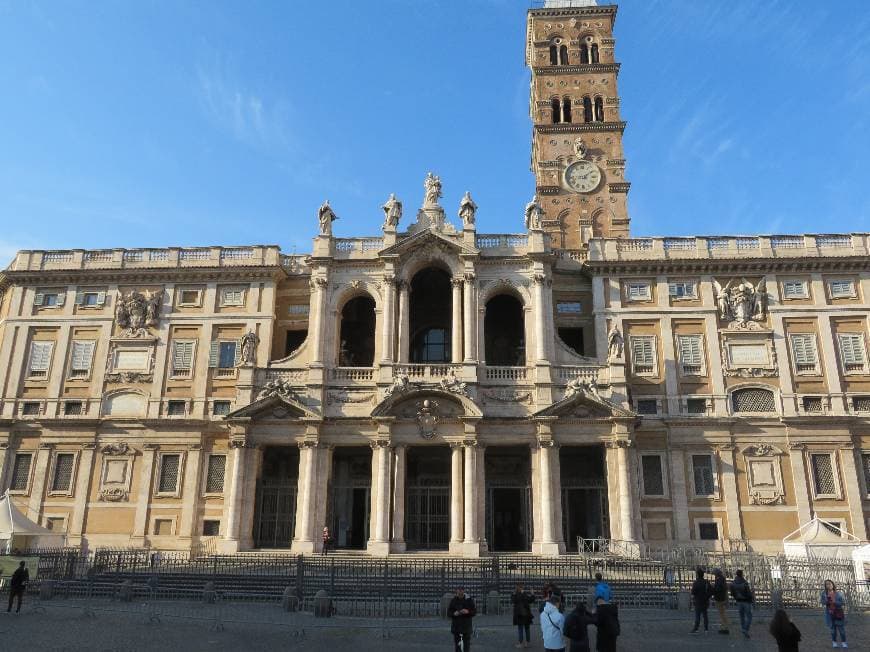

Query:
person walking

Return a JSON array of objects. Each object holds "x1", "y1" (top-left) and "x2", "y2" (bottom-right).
[
  {"x1": 6, "y1": 561, "x2": 29, "y2": 614},
  {"x1": 448, "y1": 586, "x2": 476, "y2": 652},
  {"x1": 769, "y1": 609, "x2": 801, "y2": 651},
  {"x1": 689, "y1": 567, "x2": 712, "y2": 634},
  {"x1": 593, "y1": 597, "x2": 620, "y2": 652},
  {"x1": 511, "y1": 583, "x2": 536, "y2": 648},
  {"x1": 593, "y1": 573, "x2": 612, "y2": 603},
  {"x1": 563, "y1": 601, "x2": 595, "y2": 652},
  {"x1": 711, "y1": 568, "x2": 730, "y2": 634},
  {"x1": 820, "y1": 579, "x2": 847, "y2": 648},
  {"x1": 540, "y1": 593, "x2": 566, "y2": 652},
  {"x1": 729, "y1": 569, "x2": 754, "y2": 638},
  {"x1": 321, "y1": 526, "x2": 332, "y2": 555}
]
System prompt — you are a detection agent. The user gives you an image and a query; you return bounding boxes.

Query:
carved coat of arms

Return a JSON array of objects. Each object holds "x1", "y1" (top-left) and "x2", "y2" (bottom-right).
[{"x1": 115, "y1": 290, "x2": 163, "y2": 337}]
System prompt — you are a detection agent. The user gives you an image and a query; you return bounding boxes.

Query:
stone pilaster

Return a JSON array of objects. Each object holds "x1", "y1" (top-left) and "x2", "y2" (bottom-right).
[
  {"x1": 221, "y1": 435, "x2": 248, "y2": 552},
  {"x1": 787, "y1": 442, "x2": 813, "y2": 526},
  {"x1": 839, "y1": 445, "x2": 868, "y2": 539},
  {"x1": 718, "y1": 445, "x2": 744, "y2": 541},
  {"x1": 27, "y1": 443, "x2": 52, "y2": 523},
  {"x1": 131, "y1": 443, "x2": 158, "y2": 546},
  {"x1": 449, "y1": 442, "x2": 465, "y2": 554},
  {"x1": 178, "y1": 444, "x2": 203, "y2": 542},
  {"x1": 380, "y1": 274, "x2": 396, "y2": 364},
  {"x1": 451, "y1": 277, "x2": 463, "y2": 363},
  {"x1": 397, "y1": 281, "x2": 410, "y2": 364},
  {"x1": 367, "y1": 439, "x2": 392, "y2": 557},
  {"x1": 462, "y1": 272, "x2": 476, "y2": 362},
  {"x1": 67, "y1": 443, "x2": 96, "y2": 549},
  {"x1": 462, "y1": 439, "x2": 482, "y2": 556},
  {"x1": 291, "y1": 440, "x2": 320, "y2": 554},
  {"x1": 668, "y1": 446, "x2": 691, "y2": 543}
]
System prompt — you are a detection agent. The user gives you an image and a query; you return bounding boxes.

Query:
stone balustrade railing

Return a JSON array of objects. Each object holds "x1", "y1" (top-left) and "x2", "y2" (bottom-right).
[
  {"x1": 395, "y1": 363, "x2": 464, "y2": 382},
  {"x1": 332, "y1": 238, "x2": 384, "y2": 259},
  {"x1": 588, "y1": 233, "x2": 869, "y2": 262},
  {"x1": 475, "y1": 234, "x2": 529, "y2": 252},
  {"x1": 555, "y1": 365, "x2": 602, "y2": 384},
  {"x1": 330, "y1": 367, "x2": 376, "y2": 382},
  {"x1": 257, "y1": 368, "x2": 307, "y2": 385},
  {"x1": 11, "y1": 246, "x2": 283, "y2": 271}
]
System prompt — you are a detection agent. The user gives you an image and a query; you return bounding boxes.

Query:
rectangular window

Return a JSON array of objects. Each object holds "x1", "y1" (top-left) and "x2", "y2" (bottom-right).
[
  {"x1": 686, "y1": 398, "x2": 707, "y2": 414},
  {"x1": 166, "y1": 400, "x2": 186, "y2": 416},
  {"x1": 698, "y1": 522, "x2": 719, "y2": 541},
  {"x1": 171, "y1": 340, "x2": 196, "y2": 377},
  {"x1": 288, "y1": 304, "x2": 310, "y2": 315},
  {"x1": 76, "y1": 291, "x2": 106, "y2": 308},
  {"x1": 783, "y1": 280, "x2": 808, "y2": 299},
  {"x1": 627, "y1": 282, "x2": 651, "y2": 301},
  {"x1": 636, "y1": 399, "x2": 658, "y2": 415},
  {"x1": 220, "y1": 287, "x2": 245, "y2": 307},
  {"x1": 862, "y1": 453, "x2": 870, "y2": 497},
  {"x1": 34, "y1": 291, "x2": 64, "y2": 307},
  {"x1": 641, "y1": 455, "x2": 665, "y2": 496},
  {"x1": 213, "y1": 400, "x2": 231, "y2": 416},
  {"x1": 677, "y1": 334, "x2": 704, "y2": 375},
  {"x1": 153, "y1": 519, "x2": 173, "y2": 536},
  {"x1": 157, "y1": 454, "x2": 181, "y2": 494},
  {"x1": 205, "y1": 455, "x2": 227, "y2": 493},
  {"x1": 692, "y1": 455, "x2": 715, "y2": 497},
  {"x1": 829, "y1": 280, "x2": 855, "y2": 298},
  {"x1": 838, "y1": 333, "x2": 867, "y2": 373},
  {"x1": 21, "y1": 402, "x2": 41, "y2": 416},
  {"x1": 790, "y1": 334, "x2": 818, "y2": 374},
  {"x1": 10, "y1": 453, "x2": 33, "y2": 491},
  {"x1": 556, "y1": 301, "x2": 582, "y2": 314},
  {"x1": 811, "y1": 453, "x2": 837, "y2": 496},
  {"x1": 28, "y1": 341, "x2": 54, "y2": 378},
  {"x1": 668, "y1": 281, "x2": 696, "y2": 299},
  {"x1": 69, "y1": 340, "x2": 96, "y2": 378},
  {"x1": 853, "y1": 396, "x2": 870, "y2": 412},
  {"x1": 202, "y1": 520, "x2": 221, "y2": 536},
  {"x1": 178, "y1": 289, "x2": 202, "y2": 306},
  {"x1": 802, "y1": 396, "x2": 823, "y2": 413},
  {"x1": 630, "y1": 336, "x2": 656, "y2": 375},
  {"x1": 51, "y1": 453, "x2": 76, "y2": 493},
  {"x1": 64, "y1": 401, "x2": 83, "y2": 416}
]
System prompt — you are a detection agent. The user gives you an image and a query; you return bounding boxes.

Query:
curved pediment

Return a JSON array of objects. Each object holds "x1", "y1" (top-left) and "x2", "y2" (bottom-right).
[
  {"x1": 533, "y1": 388, "x2": 635, "y2": 420},
  {"x1": 371, "y1": 387, "x2": 482, "y2": 419}
]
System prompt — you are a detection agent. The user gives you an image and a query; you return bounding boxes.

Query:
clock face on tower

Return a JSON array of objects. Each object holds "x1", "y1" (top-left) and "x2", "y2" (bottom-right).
[{"x1": 564, "y1": 160, "x2": 602, "y2": 193}]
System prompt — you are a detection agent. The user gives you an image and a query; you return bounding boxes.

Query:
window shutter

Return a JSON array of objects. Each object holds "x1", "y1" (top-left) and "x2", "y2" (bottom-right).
[
  {"x1": 96, "y1": 291, "x2": 107, "y2": 306},
  {"x1": 791, "y1": 334, "x2": 817, "y2": 365},
  {"x1": 840, "y1": 334, "x2": 866, "y2": 365},
  {"x1": 29, "y1": 341, "x2": 54, "y2": 372},
  {"x1": 233, "y1": 341, "x2": 242, "y2": 366},
  {"x1": 34, "y1": 292, "x2": 44, "y2": 306},
  {"x1": 172, "y1": 341, "x2": 194, "y2": 372},
  {"x1": 75, "y1": 292, "x2": 84, "y2": 306},
  {"x1": 679, "y1": 335, "x2": 702, "y2": 366},
  {"x1": 56, "y1": 292, "x2": 66, "y2": 306},
  {"x1": 71, "y1": 341, "x2": 95, "y2": 371},
  {"x1": 208, "y1": 341, "x2": 219, "y2": 367},
  {"x1": 632, "y1": 337, "x2": 653, "y2": 365}
]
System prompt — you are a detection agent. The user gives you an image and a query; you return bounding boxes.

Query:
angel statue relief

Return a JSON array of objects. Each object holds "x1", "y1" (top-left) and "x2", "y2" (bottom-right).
[
  {"x1": 713, "y1": 278, "x2": 768, "y2": 327},
  {"x1": 115, "y1": 290, "x2": 163, "y2": 337}
]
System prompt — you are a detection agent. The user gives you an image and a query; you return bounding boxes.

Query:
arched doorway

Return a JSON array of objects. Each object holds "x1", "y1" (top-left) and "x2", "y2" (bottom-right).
[
  {"x1": 484, "y1": 294, "x2": 525, "y2": 366},
  {"x1": 409, "y1": 268, "x2": 452, "y2": 363},
  {"x1": 339, "y1": 295, "x2": 376, "y2": 366}
]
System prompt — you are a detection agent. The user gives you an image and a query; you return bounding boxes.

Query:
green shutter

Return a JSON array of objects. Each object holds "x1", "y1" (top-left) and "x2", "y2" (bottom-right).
[{"x1": 208, "y1": 341, "x2": 219, "y2": 367}]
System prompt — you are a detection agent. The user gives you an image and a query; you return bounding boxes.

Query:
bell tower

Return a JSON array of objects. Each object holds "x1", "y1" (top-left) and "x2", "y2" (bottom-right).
[{"x1": 526, "y1": 1, "x2": 630, "y2": 249}]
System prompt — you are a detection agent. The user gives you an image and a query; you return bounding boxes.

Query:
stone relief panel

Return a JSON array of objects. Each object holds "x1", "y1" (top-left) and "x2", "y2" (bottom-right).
[{"x1": 742, "y1": 444, "x2": 785, "y2": 505}]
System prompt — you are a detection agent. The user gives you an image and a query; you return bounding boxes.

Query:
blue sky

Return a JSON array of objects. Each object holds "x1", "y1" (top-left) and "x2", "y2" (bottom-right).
[{"x1": 1, "y1": 0, "x2": 869, "y2": 261}]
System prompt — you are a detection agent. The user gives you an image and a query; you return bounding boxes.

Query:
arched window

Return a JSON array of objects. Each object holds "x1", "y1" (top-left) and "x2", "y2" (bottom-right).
[
  {"x1": 549, "y1": 45, "x2": 558, "y2": 66},
  {"x1": 551, "y1": 98, "x2": 562, "y2": 124},
  {"x1": 594, "y1": 96, "x2": 604, "y2": 122},
  {"x1": 485, "y1": 294, "x2": 525, "y2": 366},
  {"x1": 562, "y1": 97, "x2": 572, "y2": 123},
  {"x1": 559, "y1": 45, "x2": 569, "y2": 65},
  {"x1": 409, "y1": 268, "x2": 452, "y2": 363},
  {"x1": 580, "y1": 44, "x2": 589, "y2": 64},
  {"x1": 338, "y1": 296, "x2": 376, "y2": 366},
  {"x1": 590, "y1": 43, "x2": 600, "y2": 63},
  {"x1": 731, "y1": 387, "x2": 776, "y2": 413},
  {"x1": 583, "y1": 96, "x2": 593, "y2": 123}
]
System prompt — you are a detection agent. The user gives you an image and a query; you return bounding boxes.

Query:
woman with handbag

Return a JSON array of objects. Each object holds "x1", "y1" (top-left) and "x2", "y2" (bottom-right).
[{"x1": 820, "y1": 579, "x2": 847, "y2": 648}]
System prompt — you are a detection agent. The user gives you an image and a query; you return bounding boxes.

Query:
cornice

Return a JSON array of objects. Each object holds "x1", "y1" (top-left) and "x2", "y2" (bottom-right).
[
  {"x1": 4, "y1": 265, "x2": 285, "y2": 286},
  {"x1": 535, "y1": 122, "x2": 626, "y2": 135},
  {"x1": 528, "y1": 5, "x2": 617, "y2": 20},
  {"x1": 532, "y1": 63, "x2": 620, "y2": 76},
  {"x1": 585, "y1": 255, "x2": 870, "y2": 276}
]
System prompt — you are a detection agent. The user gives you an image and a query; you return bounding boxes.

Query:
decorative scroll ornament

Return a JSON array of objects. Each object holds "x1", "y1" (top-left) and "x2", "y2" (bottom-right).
[
  {"x1": 383, "y1": 372, "x2": 412, "y2": 399},
  {"x1": 458, "y1": 191, "x2": 477, "y2": 229},
  {"x1": 565, "y1": 376, "x2": 599, "y2": 398},
  {"x1": 115, "y1": 290, "x2": 163, "y2": 337},
  {"x1": 101, "y1": 442, "x2": 131, "y2": 456},
  {"x1": 482, "y1": 388, "x2": 533, "y2": 404},
  {"x1": 713, "y1": 278, "x2": 768, "y2": 328},
  {"x1": 99, "y1": 487, "x2": 129, "y2": 502},
  {"x1": 524, "y1": 196, "x2": 544, "y2": 230},
  {"x1": 105, "y1": 371, "x2": 153, "y2": 384},
  {"x1": 238, "y1": 331, "x2": 259, "y2": 367},
  {"x1": 438, "y1": 370, "x2": 469, "y2": 397},
  {"x1": 415, "y1": 399, "x2": 439, "y2": 440},
  {"x1": 382, "y1": 193, "x2": 402, "y2": 229},
  {"x1": 318, "y1": 200, "x2": 338, "y2": 236},
  {"x1": 327, "y1": 390, "x2": 376, "y2": 405}
]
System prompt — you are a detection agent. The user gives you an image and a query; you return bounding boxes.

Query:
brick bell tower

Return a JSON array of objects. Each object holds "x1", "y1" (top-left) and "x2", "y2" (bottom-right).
[{"x1": 526, "y1": 1, "x2": 630, "y2": 249}]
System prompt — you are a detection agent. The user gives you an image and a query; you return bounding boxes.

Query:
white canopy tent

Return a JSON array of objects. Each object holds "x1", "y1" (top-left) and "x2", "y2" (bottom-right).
[
  {"x1": 782, "y1": 517, "x2": 862, "y2": 560},
  {"x1": 0, "y1": 492, "x2": 64, "y2": 553},
  {"x1": 852, "y1": 543, "x2": 870, "y2": 586}
]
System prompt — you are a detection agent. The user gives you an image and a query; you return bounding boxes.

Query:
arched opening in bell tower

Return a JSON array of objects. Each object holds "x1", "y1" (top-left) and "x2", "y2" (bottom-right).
[
  {"x1": 338, "y1": 295, "x2": 376, "y2": 366},
  {"x1": 409, "y1": 267, "x2": 452, "y2": 363}
]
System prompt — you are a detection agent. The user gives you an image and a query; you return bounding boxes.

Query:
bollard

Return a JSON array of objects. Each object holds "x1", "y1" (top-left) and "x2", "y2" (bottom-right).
[
  {"x1": 40, "y1": 579, "x2": 56, "y2": 601},
  {"x1": 203, "y1": 581, "x2": 216, "y2": 604},
  {"x1": 485, "y1": 590, "x2": 500, "y2": 616},
  {"x1": 313, "y1": 589, "x2": 332, "y2": 618},
  {"x1": 282, "y1": 586, "x2": 299, "y2": 612},
  {"x1": 440, "y1": 592, "x2": 454, "y2": 619},
  {"x1": 119, "y1": 579, "x2": 134, "y2": 602},
  {"x1": 677, "y1": 591, "x2": 690, "y2": 611}
]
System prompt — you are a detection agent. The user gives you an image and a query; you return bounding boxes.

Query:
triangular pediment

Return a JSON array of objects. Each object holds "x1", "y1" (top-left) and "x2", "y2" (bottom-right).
[
  {"x1": 379, "y1": 227, "x2": 477, "y2": 258},
  {"x1": 533, "y1": 389, "x2": 636, "y2": 420},
  {"x1": 225, "y1": 392, "x2": 319, "y2": 421}
]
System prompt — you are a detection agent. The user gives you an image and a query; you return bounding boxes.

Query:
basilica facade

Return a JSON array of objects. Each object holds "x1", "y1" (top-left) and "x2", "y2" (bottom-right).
[{"x1": 0, "y1": 1, "x2": 868, "y2": 557}]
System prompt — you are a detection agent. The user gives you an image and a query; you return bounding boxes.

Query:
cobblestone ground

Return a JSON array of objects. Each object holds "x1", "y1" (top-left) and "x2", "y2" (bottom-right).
[{"x1": 0, "y1": 601, "x2": 866, "y2": 651}]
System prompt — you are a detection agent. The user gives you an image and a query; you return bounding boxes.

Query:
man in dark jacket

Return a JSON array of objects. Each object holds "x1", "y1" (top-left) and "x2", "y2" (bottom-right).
[
  {"x1": 689, "y1": 567, "x2": 711, "y2": 634},
  {"x1": 511, "y1": 583, "x2": 536, "y2": 648},
  {"x1": 712, "y1": 568, "x2": 730, "y2": 634},
  {"x1": 729, "y1": 569, "x2": 754, "y2": 639},
  {"x1": 448, "y1": 587, "x2": 476, "y2": 651},
  {"x1": 594, "y1": 597, "x2": 620, "y2": 652},
  {"x1": 7, "y1": 561, "x2": 29, "y2": 613},
  {"x1": 563, "y1": 602, "x2": 596, "y2": 652}
]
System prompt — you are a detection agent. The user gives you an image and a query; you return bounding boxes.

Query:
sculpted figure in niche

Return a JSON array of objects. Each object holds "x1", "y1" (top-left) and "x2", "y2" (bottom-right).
[
  {"x1": 423, "y1": 172, "x2": 442, "y2": 207},
  {"x1": 574, "y1": 137, "x2": 588, "y2": 159},
  {"x1": 524, "y1": 196, "x2": 545, "y2": 230},
  {"x1": 607, "y1": 324, "x2": 623, "y2": 361},
  {"x1": 239, "y1": 331, "x2": 259, "y2": 366},
  {"x1": 381, "y1": 193, "x2": 402, "y2": 229},
  {"x1": 318, "y1": 200, "x2": 338, "y2": 236},
  {"x1": 458, "y1": 191, "x2": 477, "y2": 228}
]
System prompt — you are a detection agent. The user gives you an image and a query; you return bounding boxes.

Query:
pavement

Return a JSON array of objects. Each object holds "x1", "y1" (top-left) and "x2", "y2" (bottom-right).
[{"x1": 0, "y1": 602, "x2": 866, "y2": 650}]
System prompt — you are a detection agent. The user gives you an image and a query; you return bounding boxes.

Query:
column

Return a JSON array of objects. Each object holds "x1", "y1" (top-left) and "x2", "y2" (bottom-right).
[
  {"x1": 397, "y1": 281, "x2": 410, "y2": 363},
  {"x1": 668, "y1": 447, "x2": 691, "y2": 542},
  {"x1": 449, "y1": 443, "x2": 465, "y2": 553},
  {"x1": 840, "y1": 446, "x2": 868, "y2": 540},
  {"x1": 537, "y1": 441, "x2": 559, "y2": 552},
  {"x1": 391, "y1": 445, "x2": 407, "y2": 552},
  {"x1": 179, "y1": 444, "x2": 203, "y2": 541},
  {"x1": 451, "y1": 278, "x2": 463, "y2": 363},
  {"x1": 27, "y1": 443, "x2": 52, "y2": 522},
  {"x1": 616, "y1": 442, "x2": 636, "y2": 541},
  {"x1": 68, "y1": 443, "x2": 96, "y2": 548},
  {"x1": 718, "y1": 446, "x2": 744, "y2": 541},
  {"x1": 462, "y1": 441, "x2": 480, "y2": 554},
  {"x1": 381, "y1": 276, "x2": 396, "y2": 363},
  {"x1": 222, "y1": 440, "x2": 247, "y2": 551},
  {"x1": 292, "y1": 442, "x2": 318, "y2": 553},
  {"x1": 132, "y1": 443, "x2": 158, "y2": 544},
  {"x1": 533, "y1": 273, "x2": 547, "y2": 362},
  {"x1": 367, "y1": 441, "x2": 391, "y2": 556},
  {"x1": 463, "y1": 273, "x2": 476, "y2": 362},
  {"x1": 309, "y1": 276, "x2": 328, "y2": 365},
  {"x1": 787, "y1": 443, "x2": 813, "y2": 525}
]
